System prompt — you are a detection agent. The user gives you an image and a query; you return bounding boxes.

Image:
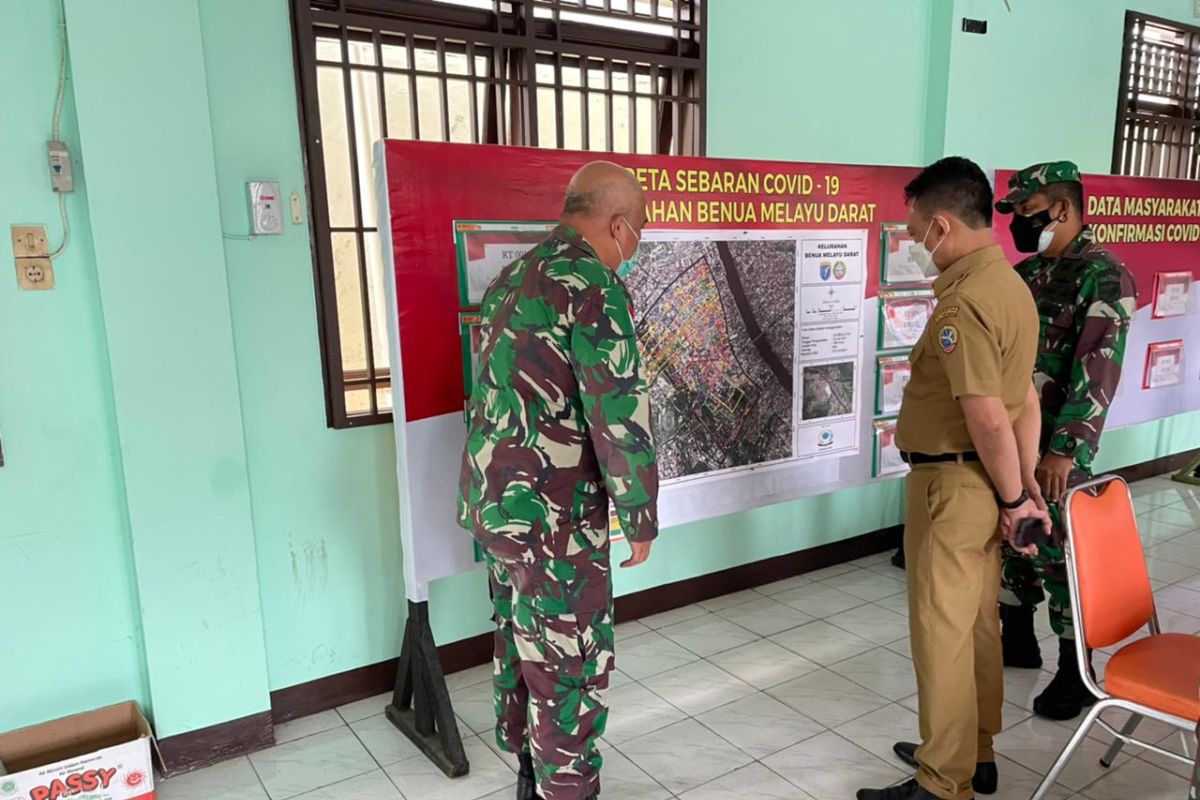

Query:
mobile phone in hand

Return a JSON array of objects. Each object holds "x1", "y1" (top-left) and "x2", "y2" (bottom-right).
[{"x1": 1014, "y1": 517, "x2": 1046, "y2": 550}]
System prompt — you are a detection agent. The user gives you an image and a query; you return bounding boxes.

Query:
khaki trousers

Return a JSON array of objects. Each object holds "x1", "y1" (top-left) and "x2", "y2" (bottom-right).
[{"x1": 905, "y1": 462, "x2": 1004, "y2": 800}]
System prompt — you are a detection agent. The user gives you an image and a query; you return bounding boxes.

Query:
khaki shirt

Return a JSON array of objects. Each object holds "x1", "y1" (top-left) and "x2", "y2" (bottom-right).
[{"x1": 896, "y1": 244, "x2": 1038, "y2": 455}]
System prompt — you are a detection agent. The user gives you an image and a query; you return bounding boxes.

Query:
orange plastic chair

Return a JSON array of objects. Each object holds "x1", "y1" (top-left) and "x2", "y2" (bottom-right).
[{"x1": 1032, "y1": 475, "x2": 1200, "y2": 800}]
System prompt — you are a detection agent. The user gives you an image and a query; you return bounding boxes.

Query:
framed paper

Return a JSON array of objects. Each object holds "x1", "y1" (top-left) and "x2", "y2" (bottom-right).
[
  {"x1": 878, "y1": 289, "x2": 937, "y2": 351},
  {"x1": 881, "y1": 222, "x2": 934, "y2": 286},
  {"x1": 453, "y1": 220, "x2": 556, "y2": 307},
  {"x1": 1143, "y1": 340, "x2": 1184, "y2": 389},
  {"x1": 1152, "y1": 271, "x2": 1193, "y2": 319},
  {"x1": 459, "y1": 311, "x2": 484, "y2": 411},
  {"x1": 873, "y1": 417, "x2": 908, "y2": 478},
  {"x1": 875, "y1": 354, "x2": 912, "y2": 415}
]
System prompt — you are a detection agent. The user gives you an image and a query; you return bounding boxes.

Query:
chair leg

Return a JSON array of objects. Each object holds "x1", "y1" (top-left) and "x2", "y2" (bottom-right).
[
  {"x1": 1100, "y1": 712, "x2": 1141, "y2": 768},
  {"x1": 1032, "y1": 703, "x2": 1106, "y2": 800}
]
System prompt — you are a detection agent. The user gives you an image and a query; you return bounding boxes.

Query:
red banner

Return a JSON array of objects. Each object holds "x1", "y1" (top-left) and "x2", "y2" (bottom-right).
[{"x1": 383, "y1": 141, "x2": 918, "y2": 423}]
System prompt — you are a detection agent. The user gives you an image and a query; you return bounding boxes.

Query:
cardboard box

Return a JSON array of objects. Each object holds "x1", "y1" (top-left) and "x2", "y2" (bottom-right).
[{"x1": 0, "y1": 702, "x2": 159, "y2": 800}]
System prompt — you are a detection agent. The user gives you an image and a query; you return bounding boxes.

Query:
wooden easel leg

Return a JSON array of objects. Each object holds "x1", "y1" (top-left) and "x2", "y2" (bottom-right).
[
  {"x1": 1172, "y1": 452, "x2": 1200, "y2": 487},
  {"x1": 385, "y1": 600, "x2": 470, "y2": 778}
]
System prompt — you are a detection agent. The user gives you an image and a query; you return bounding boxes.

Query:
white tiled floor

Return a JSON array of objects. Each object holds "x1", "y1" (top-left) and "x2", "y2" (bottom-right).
[{"x1": 159, "y1": 476, "x2": 1200, "y2": 800}]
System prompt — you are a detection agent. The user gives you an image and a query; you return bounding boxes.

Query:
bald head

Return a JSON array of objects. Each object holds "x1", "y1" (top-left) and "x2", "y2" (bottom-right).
[
  {"x1": 563, "y1": 161, "x2": 645, "y2": 219},
  {"x1": 561, "y1": 161, "x2": 647, "y2": 272}
]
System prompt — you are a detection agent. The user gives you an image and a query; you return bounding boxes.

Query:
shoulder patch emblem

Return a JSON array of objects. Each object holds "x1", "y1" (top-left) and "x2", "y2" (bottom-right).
[{"x1": 939, "y1": 324, "x2": 959, "y2": 354}]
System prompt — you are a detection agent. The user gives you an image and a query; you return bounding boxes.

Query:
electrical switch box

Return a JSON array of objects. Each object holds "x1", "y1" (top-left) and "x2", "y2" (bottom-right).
[
  {"x1": 47, "y1": 140, "x2": 74, "y2": 193},
  {"x1": 11, "y1": 225, "x2": 49, "y2": 258},
  {"x1": 247, "y1": 181, "x2": 283, "y2": 235}
]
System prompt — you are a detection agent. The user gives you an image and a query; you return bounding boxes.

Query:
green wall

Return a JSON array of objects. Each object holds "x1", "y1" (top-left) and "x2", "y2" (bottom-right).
[
  {"x1": 64, "y1": 0, "x2": 271, "y2": 736},
  {"x1": 0, "y1": 0, "x2": 148, "y2": 734},
  {"x1": 944, "y1": 0, "x2": 1198, "y2": 173},
  {"x1": 3, "y1": 0, "x2": 1199, "y2": 741},
  {"x1": 196, "y1": 0, "x2": 406, "y2": 699}
]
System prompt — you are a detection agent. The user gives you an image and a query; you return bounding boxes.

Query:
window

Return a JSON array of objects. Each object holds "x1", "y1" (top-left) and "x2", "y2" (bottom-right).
[
  {"x1": 1113, "y1": 12, "x2": 1200, "y2": 179},
  {"x1": 290, "y1": 0, "x2": 706, "y2": 427}
]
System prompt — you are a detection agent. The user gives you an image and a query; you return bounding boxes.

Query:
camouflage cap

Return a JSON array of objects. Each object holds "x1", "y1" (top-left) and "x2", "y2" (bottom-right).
[{"x1": 995, "y1": 161, "x2": 1082, "y2": 213}]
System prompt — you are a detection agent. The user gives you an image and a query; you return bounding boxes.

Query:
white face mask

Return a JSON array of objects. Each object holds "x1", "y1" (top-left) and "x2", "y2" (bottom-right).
[
  {"x1": 613, "y1": 217, "x2": 640, "y2": 279},
  {"x1": 911, "y1": 218, "x2": 947, "y2": 278},
  {"x1": 1037, "y1": 220, "x2": 1059, "y2": 254}
]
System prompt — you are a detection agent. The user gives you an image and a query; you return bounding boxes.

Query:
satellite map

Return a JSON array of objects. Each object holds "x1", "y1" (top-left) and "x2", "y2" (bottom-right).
[
  {"x1": 800, "y1": 361, "x2": 856, "y2": 420},
  {"x1": 625, "y1": 237, "x2": 797, "y2": 480}
]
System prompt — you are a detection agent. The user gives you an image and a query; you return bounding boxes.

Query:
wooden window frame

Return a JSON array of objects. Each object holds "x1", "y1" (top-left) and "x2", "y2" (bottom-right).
[
  {"x1": 289, "y1": 0, "x2": 706, "y2": 428},
  {"x1": 1113, "y1": 11, "x2": 1200, "y2": 179}
]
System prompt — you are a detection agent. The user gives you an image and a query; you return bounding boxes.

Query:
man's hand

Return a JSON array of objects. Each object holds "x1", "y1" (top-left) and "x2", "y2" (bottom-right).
[
  {"x1": 1036, "y1": 452, "x2": 1075, "y2": 504},
  {"x1": 621, "y1": 539, "x2": 653, "y2": 568},
  {"x1": 1000, "y1": 499, "x2": 1050, "y2": 557},
  {"x1": 1023, "y1": 471, "x2": 1049, "y2": 511}
]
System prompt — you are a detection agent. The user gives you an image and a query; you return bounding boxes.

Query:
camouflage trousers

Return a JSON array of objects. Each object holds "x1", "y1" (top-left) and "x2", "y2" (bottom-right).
[
  {"x1": 999, "y1": 468, "x2": 1090, "y2": 640},
  {"x1": 485, "y1": 549, "x2": 614, "y2": 800}
]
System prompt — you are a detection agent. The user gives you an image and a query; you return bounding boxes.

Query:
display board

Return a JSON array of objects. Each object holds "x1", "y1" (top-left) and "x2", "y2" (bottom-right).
[
  {"x1": 994, "y1": 170, "x2": 1200, "y2": 430},
  {"x1": 377, "y1": 141, "x2": 918, "y2": 599},
  {"x1": 377, "y1": 144, "x2": 1200, "y2": 601}
]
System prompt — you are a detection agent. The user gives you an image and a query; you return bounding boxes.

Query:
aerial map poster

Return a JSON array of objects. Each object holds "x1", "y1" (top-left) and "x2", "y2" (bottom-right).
[{"x1": 627, "y1": 231, "x2": 798, "y2": 482}]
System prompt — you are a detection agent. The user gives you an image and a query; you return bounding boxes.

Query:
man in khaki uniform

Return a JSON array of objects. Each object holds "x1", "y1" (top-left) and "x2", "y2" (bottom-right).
[{"x1": 858, "y1": 157, "x2": 1049, "y2": 800}]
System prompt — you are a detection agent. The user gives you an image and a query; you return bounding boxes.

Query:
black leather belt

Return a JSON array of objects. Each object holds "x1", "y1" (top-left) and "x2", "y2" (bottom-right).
[{"x1": 900, "y1": 450, "x2": 981, "y2": 465}]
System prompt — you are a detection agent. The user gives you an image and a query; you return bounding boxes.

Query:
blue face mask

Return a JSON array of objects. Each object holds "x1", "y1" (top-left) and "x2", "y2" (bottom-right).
[{"x1": 614, "y1": 217, "x2": 639, "y2": 279}]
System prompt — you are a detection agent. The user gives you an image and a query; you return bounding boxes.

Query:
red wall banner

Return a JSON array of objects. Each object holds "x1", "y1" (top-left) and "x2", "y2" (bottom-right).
[{"x1": 383, "y1": 141, "x2": 918, "y2": 424}]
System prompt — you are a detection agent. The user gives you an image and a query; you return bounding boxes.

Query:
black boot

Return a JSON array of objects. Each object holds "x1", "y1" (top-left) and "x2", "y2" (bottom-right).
[
  {"x1": 516, "y1": 752, "x2": 536, "y2": 800},
  {"x1": 1033, "y1": 638, "x2": 1098, "y2": 721},
  {"x1": 892, "y1": 742, "x2": 997, "y2": 795},
  {"x1": 857, "y1": 778, "x2": 939, "y2": 800},
  {"x1": 1000, "y1": 603, "x2": 1042, "y2": 669}
]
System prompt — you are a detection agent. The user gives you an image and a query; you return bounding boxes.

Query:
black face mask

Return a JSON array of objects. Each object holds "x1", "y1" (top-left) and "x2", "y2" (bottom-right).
[{"x1": 1010, "y1": 208, "x2": 1054, "y2": 253}]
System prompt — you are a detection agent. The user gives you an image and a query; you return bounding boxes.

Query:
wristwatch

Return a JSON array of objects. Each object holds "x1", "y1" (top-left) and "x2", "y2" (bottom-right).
[{"x1": 997, "y1": 489, "x2": 1029, "y2": 510}]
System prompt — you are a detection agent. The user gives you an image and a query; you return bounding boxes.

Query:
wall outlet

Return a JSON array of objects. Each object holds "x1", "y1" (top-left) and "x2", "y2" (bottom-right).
[
  {"x1": 16, "y1": 257, "x2": 54, "y2": 290},
  {"x1": 11, "y1": 225, "x2": 49, "y2": 258}
]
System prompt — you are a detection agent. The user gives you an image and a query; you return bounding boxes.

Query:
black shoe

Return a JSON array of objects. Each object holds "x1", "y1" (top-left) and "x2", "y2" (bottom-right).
[
  {"x1": 857, "y1": 778, "x2": 939, "y2": 800},
  {"x1": 891, "y1": 545, "x2": 906, "y2": 570},
  {"x1": 516, "y1": 752, "x2": 536, "y2": 800},
  {"x1": 1033, "y1": 639, "x2": 1098, "y2": 721},
  {"x1": 892, "y1": 742, "x2": 998, "y2": 795},
  {"x1": 1000, "y1": 603, "x2": 1043, "y2": 669}
]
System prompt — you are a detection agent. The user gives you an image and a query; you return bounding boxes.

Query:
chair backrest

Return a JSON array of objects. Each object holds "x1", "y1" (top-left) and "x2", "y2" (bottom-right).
[{"x1": 1064, "y1": 476, "x2": 1156, "y2": 650}]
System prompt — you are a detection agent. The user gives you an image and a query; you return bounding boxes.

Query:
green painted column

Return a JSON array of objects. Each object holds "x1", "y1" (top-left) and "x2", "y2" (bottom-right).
[{"x1": 63, "y1": 0, "x2": 271, "y2": 737}]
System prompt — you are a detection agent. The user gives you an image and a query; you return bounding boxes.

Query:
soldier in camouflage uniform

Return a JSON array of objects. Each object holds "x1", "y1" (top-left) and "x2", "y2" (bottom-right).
[
  {"x1": 457, "y1": 161, "x2": 659, "y2": 800},
  {"x1": 994, "y1": 161, "x2": 1137, "y2": 720}
]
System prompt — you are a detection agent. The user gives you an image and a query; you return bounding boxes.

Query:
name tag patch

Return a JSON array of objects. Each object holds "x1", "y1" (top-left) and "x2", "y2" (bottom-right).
[
  {"x1": 933, "y1": 305, "x2": 958, "y2": 324},
  {"x1": 939, "y1": 325, "x2": 959, "y2": 354}
]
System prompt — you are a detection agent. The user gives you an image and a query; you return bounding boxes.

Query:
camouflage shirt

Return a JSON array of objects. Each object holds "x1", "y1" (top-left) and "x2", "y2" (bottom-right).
[
  {"x1": 1015, "y1": 226, "x2": 1136, "y2": 470},
  {"x1": 457, "y1": 225, "x2": 659, "y2": 563}
]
